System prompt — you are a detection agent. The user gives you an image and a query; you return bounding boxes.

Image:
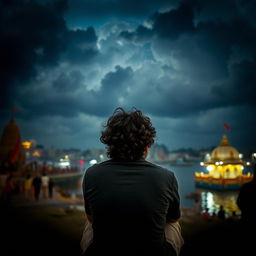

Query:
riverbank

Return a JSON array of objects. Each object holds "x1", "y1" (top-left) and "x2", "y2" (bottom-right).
[{"x1": 0, "y1": 195, "x2": 251, "y2": 256}]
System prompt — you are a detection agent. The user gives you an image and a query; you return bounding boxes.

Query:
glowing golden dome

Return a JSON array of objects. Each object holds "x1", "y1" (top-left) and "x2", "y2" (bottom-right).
[{"x1": 209, "y1": 135, "x2": 241, "y2": 164}]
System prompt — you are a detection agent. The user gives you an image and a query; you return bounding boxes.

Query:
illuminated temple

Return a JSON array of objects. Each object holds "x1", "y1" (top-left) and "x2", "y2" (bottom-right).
[{"x1": 195, "y1": 135, "x2": 253, "y2": 190}]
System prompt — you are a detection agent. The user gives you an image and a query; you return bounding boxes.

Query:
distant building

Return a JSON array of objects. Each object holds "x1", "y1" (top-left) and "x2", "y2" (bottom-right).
[{"x1": 195, "y1": 135, "x2": 253, "y2": 190}]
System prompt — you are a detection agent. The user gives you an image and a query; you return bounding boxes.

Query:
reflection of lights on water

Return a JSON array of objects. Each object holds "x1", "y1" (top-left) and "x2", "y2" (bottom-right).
[
  {"x1": 89, "y1": 159, "x2": 97, "y2": 165},
  {"x1": 199, "y1": 190, "x2": 241, "y2": 216},
  {"x1": 206, "y1": 192, "x2": 214, "y2": 211},
  {"x1": 201, "y1": 192, "x2": 214, "y2": 213}
]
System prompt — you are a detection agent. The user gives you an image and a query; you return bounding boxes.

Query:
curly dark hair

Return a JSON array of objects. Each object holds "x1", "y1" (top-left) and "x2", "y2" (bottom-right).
[{"x1": 100, "y1": 108, "x2": 156, "y2": 161}]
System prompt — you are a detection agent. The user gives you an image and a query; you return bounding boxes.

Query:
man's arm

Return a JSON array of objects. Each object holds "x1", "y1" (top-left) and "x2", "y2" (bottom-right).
[
  {"x1": 82, "y1": 170, "x2": 93, "y2": 223},
  {"x1": 86, "y1": 213, "x2": 93, "y2": 223},
  {"x1": 166, "y1": 172, "x2": 181, "y2": 223}
]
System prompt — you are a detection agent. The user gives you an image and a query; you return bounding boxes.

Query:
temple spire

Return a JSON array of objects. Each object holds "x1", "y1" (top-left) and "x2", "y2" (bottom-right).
[{"x1": 220, "y1": 135, "x2": 230, "y2": 146}]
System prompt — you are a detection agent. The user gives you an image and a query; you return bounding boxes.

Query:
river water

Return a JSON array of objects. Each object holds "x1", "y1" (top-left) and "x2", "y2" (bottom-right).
[{"x1": 58, "y1": 162, "x2": 244, "y2": 216}]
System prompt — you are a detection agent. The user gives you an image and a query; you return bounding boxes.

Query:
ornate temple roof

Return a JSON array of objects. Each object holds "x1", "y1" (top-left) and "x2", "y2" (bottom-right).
[
  {"x1": 0, "y1": 118, "x2": 25, "y2": 167},
  {"x1": 206, "y1": 135, "x2": 243, "y2": 165}
]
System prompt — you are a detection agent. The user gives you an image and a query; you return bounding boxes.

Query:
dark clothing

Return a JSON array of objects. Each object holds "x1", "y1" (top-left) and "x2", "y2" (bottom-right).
[
  {"x1": 237, "y1": 180, "x2": 256, "y2": 224},
  {"x1": 48, "y1": 179, "x2": 54, "y2": 198},
  {"x1": 217, "y1": 208, "x2": 226, "y2": 220},
  {"x1": 82, "y1": 159, "x2": 180, "y2": 256},
  {"x1": 32, "y1": 177, "x2": 42, "y2": 200}
]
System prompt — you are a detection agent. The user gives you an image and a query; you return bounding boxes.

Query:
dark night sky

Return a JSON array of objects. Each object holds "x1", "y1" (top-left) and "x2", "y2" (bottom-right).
[{"x1": 0, "y1": 0, "x2": 256, "y2": 151}]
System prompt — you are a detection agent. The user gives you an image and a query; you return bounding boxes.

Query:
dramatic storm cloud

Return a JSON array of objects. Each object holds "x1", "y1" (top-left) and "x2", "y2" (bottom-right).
[{"x1": 0, "y1": 0, "x2": 256, "y2": 150}]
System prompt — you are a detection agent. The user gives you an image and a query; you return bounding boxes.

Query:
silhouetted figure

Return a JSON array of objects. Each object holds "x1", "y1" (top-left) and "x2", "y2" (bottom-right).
[
  {"x1": 82, "y1": 108, "x2": 183, "y2": 256},
  {"x1": 217, "y1": 205, "x2": 226, "y2": 220},
  {"x1": 237, "y1": 164, "x2": 256, "y2": 225},
  {"x1": 24, "y1": 174, "x2": 33, "y2": 200},
  {"x1": 236, "y1": 164, "x2": 256, "y2": 254},
  {"x1": 48, "y1": 178, "x2": 54, "y2": 198},
  {"x1": 32, "y1": 172, "x2": 42, "y2": 201}
]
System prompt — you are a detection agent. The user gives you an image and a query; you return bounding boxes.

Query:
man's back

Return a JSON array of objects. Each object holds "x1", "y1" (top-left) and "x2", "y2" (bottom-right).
[{"x1": 83, "y1": 159, "x2": 180, "y2": 256}]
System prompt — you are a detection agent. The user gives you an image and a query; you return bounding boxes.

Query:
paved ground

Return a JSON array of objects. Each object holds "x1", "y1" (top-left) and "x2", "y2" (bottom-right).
[{"x1": 0, "y1": 193, "x2": 253, "y2": 256}]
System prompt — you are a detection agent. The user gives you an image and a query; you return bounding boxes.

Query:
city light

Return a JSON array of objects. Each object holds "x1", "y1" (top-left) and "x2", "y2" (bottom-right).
[
  {"x1": 22, "y1": 141, "x2": 32, "y2": 149},
  {"x1": 59, "y1": 161, "x2": 70, "y2": 167},
  {"x1": 206, "y1": 166, "x2": 213, "y2": 171},
  {"x1": 32, "y1": 151, "x2": 41, "y2": 157},
  {"x1": 89, "y1": 159, "x2": 97, "y2": 165}
]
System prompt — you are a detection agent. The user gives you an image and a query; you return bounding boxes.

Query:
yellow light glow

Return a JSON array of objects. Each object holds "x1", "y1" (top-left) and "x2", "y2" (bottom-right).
[
  {"x1": 32, "y1": 151, "x2": 41, "y2": 157},
  {"x1": 200, "y1": 162, "x2": 204, "y2": 166},
  {"x1": 22, "y1": 141, "x2": 31, "y2": 149}
]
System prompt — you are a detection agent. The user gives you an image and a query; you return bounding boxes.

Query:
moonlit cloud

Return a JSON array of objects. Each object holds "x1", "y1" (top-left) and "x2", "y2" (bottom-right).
[{"x1": 1, "y1": 0, "x2": 255, "y2": 150}]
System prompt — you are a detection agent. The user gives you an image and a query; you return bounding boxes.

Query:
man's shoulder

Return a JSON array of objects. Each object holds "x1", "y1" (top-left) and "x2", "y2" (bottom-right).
[
  {"x1": 143, "y1": 161, "x2": 175, "y2": 179},
  {"x1": 85, "y1": 159, "x2": 175, "y2": 179},
  {"x1": 85, "y1": 160, "x2": 112, "y2": 174}
]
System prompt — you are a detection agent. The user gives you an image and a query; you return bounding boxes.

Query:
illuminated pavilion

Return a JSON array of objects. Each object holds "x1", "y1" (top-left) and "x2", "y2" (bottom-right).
[
  {"x1": 195, "y1": 135, "x2": 253, "y2": 190},
  {"x1": 0, "y1": 118, "x2": 26, "y2": 175}
]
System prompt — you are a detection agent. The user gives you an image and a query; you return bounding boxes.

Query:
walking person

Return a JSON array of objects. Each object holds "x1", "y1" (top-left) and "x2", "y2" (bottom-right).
[
  {"x1": 217, "y1": 205, "x2": 226, "y2": 220},
  {"x1": 32, "y1": 172, "x2": 42, "y2": 201},
  {"x1": 81, "y1": 108, "x2": 183, "y2": 256},
  {"x1": 48, "y1": 177, "x2": 54, "y2": 198},
  {"x1": 24, "y1": 174, "x2": 33, "y2": 200},
  {"x1": 41, "y1": 172, "x2": 49, "y2": 199}
]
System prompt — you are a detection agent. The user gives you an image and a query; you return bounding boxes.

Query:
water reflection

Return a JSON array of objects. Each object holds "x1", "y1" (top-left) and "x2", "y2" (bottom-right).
[
  {"x1": 54, "y1": 164, "x2": 243, "y2": 217},
  {"x1": 198, "y1": 188, "x2": 240, "y2": 216}
]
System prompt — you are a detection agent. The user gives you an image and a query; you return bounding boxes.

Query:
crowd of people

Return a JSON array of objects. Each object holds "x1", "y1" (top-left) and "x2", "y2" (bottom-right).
[
  {"x1": 0, "y1": 162, "x2": 82, "y2": 203},
  {"x1": 201, "y1": 206, "x2": 239, "y2": 222},
  {"x1": 0, "y1": 171, "x2": 55, "y2": 202}
]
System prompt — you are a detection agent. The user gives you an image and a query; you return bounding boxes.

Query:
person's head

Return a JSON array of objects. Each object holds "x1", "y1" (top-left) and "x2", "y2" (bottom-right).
[{"x1": 101, "y1": 108, "x2": 156, "y2": 161}]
